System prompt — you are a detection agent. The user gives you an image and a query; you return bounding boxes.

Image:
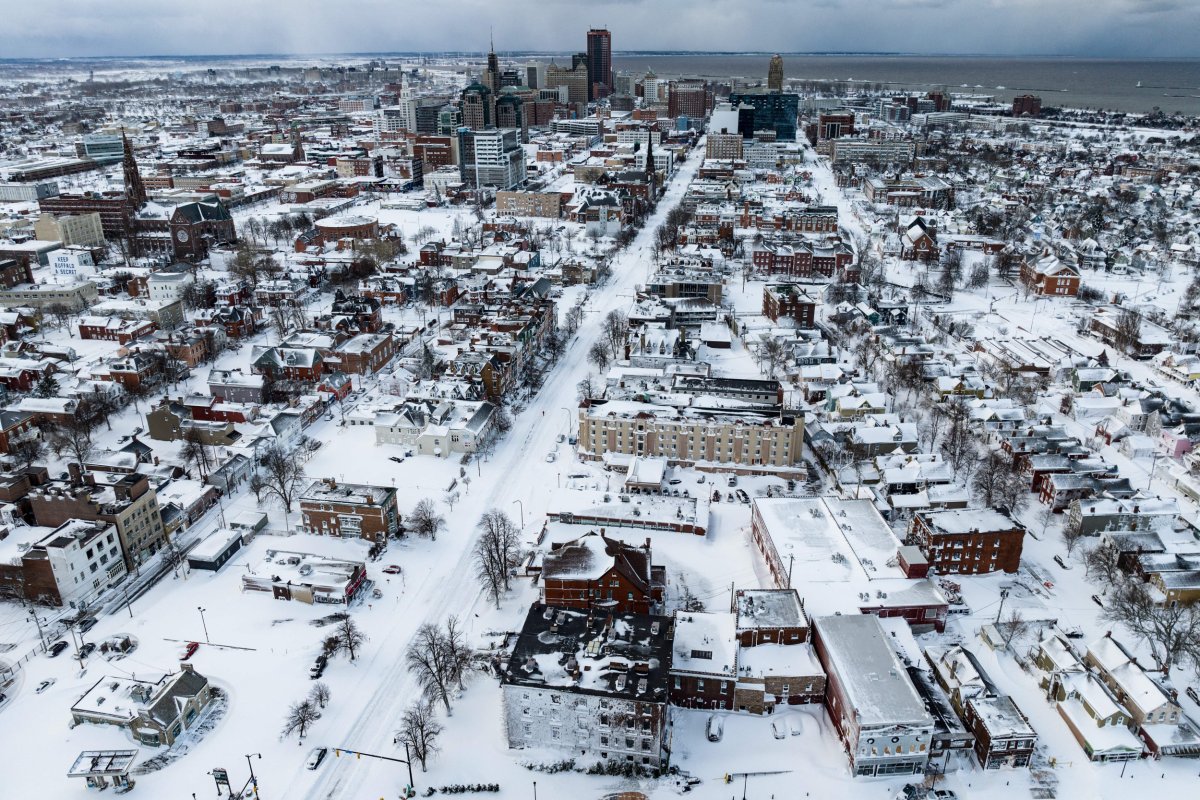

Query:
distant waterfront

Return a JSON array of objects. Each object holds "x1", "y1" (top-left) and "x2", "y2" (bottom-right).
[{"x1": 612, "y1": 54, "x2": 1200, "y2": 115}]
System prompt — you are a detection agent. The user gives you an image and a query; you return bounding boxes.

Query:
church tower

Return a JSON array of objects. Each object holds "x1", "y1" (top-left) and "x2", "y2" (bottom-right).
[{"x1": 121, "y1": 132, "x2": 147, "y2": 208}]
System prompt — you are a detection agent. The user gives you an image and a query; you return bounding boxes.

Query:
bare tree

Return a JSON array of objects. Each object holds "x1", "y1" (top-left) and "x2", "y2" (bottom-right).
[
  {"x1": 602, "y1": 309, "x2": 630, "y2": 361},
  {"x1": 1084, "y1": 540, "x2": 1122, "y2": 588},
  {"x1": 443, "y1": 614, "x2": 473, "y2": 692},
  {"x1": 1113, "y1": 307, "x2": 1142, "y2": 354},
  {"x1": 406, "y1": 623, "x2": 455, "y2": 713},
  {"x1": 256, "y1": 444, "x2": 304, "y2": 513},
  {"x1": 997, "y1": 608, "x2": 1031, "y2": 651},
  {"x1": 42, "y1": 408, "x2": 100, "y2": 467},
  {"x1": 938, "y1": 398, "x2": 978, "y2": 479},
  {"x1": 472, "y1": 509, "x2": 523, "y2": 607},
  {"x1": 587, "y1": 340, "x2": 611, "y2": 373},
  {"x1": 1101, "y1": 581, "x2": 1200, "y2": 676},
  {"x1": 281, "y1": 699, "x2": 319, "y2": 739},
  {"x1": 1061, "y1": 513, "x2": 1086, "y2": 557},
  {"x1": 757, "y1": 334, "x2": 788, "y2": 379},
  {"x1": 327, "y1": 616, "x2": 367, "y2": 662},
  {"x1": 8, "y1": 437, "x2": 45, "y2": 471},
  {"x1": 397, "y1": 701, "x2": 442, "y2": 771},
  {"x1": 408, "y1": 498, "x2": 446, "y2": 541},
  {"x1": 308, "y1": 682, "x2": 331, "y2": 709},
  {"x1": 181, "y1": 428, "x2": 213, "y2": 480}
]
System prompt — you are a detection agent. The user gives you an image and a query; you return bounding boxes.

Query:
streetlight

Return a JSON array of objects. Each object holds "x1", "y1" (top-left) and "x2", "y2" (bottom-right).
[
  {"x1": 512, "y1": 500, "x2": 524, "y2": 529},
  {"x1": 245, "y1": 753, "x2": 261, "y2": 796},
  {"x1": 197, "y1": 606, "x2": 210, "y2": 644}
]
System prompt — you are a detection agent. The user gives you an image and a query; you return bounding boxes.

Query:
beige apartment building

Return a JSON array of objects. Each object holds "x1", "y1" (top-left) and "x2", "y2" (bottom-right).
[
  {"x1": 706, "y1": 133, "x2": 744, "y2": 160},
  {"x1": 577, "y1": 399, "x2": 804, "y2": 475},
  {"x1": 34, "y1": 212, "x2": 106, "y2": 248},
  {"x1": 495, "y1": 190, "x2": 562, "y2": 218}
]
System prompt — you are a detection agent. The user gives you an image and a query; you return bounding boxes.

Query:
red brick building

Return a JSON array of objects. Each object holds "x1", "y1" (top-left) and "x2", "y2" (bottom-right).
[
  {"x1": 540, "y1": 532, "x2": 664, "y2": 615},
  {"x1": 762, "y1": 284, "x2": 819, "y2": 327},
  {"x1": 908, "y1": 508, "x2": 1026, "y2": 575},
  {"x1": 298, "y1": 479, "x2": 400, "y2": 542},
  {"x1": 1020, "y1": 254, "x2": 1080, "y2": 297}
]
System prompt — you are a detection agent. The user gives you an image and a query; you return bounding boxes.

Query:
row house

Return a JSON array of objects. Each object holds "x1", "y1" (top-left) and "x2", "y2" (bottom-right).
[
  {"x1": 751, "y1": 239, "x2": 855, "y2": 280},
  {"x1": 77, "y1": 316, "x2": 156, "y2": 344},
  {"x1": 926, "y1": 646, "x2": 1038, "y2": 769},
  {"x1": 194, "y1": 305, "x2": 261, "y2": 339},
  {"x1": 331, "y1": 333, "x2": 395, "y2": 376}
]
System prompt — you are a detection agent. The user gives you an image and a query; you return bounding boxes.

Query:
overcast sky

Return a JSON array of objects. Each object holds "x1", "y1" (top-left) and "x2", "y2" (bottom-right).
[{"x1": 3, "y1": 0, "x2": 1198, "y2": 59}]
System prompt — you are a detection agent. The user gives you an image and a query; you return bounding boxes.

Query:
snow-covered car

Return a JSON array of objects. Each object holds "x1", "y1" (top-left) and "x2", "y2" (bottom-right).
[
  {"x1": 383, "y1": 565, "x2": 402, "y2": 575},
  {"x1": 1186, "y1": 687, "x2": 1199, "y2": 705},
  {"x1": 48, "y1": 641, "x2": 69, "y2": 658},
  {"x1": 771, "y1": 720, "x2": 786, "y2": 739},
  {"x1": 78, "y1": 618, "x2": 97, "y2": 634},
  {"x1": 556, "y1": 434, "x2": 566, "y2": 443},
  {"x1": 1053, "y1": 555, "x2": 1071, "y2": 570},
  {"x1": 787, "y1": 716, "x2": 803, "y2": 736},
  {"x1": 35, "y1": 679, "x2": 55, "y2": 694},
  {"x1": 181, "y1": 642, "x2": 199, "y2": 660},
  {"x1": 545, "y1": 452, "x2": 556, "y2": 462},
  {"x1": 389, "y1": 456, "x2": 405, "y2": 464},
  {"x1": 304, "y1": 747, "x2": 328, "y2": 770},
  {"x1": 705, "y1": 714, "x2": 723, "y2": 742}
]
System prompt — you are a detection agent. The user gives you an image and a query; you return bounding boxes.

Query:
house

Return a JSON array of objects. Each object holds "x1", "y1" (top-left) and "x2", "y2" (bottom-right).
[
  {"x1": 0, "y1": 519, "x2": 127, "y2": 608},
  {"x1": 70, "y1": 663, "x2": 213, "y2": 747},
  {"x1": 501, "y1": 603, "x2": 674, "y2": 768},
  {"x1": 539, "y1": 532, "x2": 664, "y2": 615},
  {"x1": 1085, "y1": 635, "x2": 1180, "y2": 728},
  {"x1": 331, "y1": 333, "x2": 396, "y2": 376},
  {"x1": 898, "y1": 217, "x2": 938, "y2": 262},
  {"x1": 298, "y1": 479, "x2": 399, "y2": 542},
  {"x1": 908, "y1": 508, "x2": 1026, "y2": 575},
  {"x1": 926, "y1": 645, "x2": 1037, "y2": 769},
  {"x1": 812, "y1": 614, "x2": 934, "y2": 777}
]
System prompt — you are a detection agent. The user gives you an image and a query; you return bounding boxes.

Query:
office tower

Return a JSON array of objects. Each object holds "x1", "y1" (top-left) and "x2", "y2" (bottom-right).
[
  {"x1": 546, "y1": 60, "x2": 590, "y2": 106},
  {"x1": 458, "y1": 128, "x2": 525, "y2": 190},
  {"x1": 727, "y1": 91, "x2": 800, "y2": 140},
  {"x1": 461, "y1": 82, "x2": 495, "y2": 129},
  {"x1": 768, "y1": 54, "x2": 784, "y2": 91},
  {"x1": 586, "y1": 28, "x2": 613, "y2": 101}
]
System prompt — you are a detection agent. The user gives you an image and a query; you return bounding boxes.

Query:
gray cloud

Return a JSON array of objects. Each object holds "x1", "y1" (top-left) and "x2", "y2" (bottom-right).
[{"x1": 0, "y1": 0, "x2": 1197, "y2": 58}]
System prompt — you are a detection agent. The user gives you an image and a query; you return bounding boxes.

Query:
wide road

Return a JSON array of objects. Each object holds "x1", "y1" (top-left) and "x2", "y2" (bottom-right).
[{"x1": 297, "y1": 139, "x2": 706, "y2": 800}]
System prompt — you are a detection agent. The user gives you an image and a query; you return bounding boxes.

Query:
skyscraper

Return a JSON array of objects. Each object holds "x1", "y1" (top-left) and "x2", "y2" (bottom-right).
[
  {"x1": 121, "y1": 133, "x2": 146, "y2": 208},
  {"x1": 768, "y1": 54, "x2": 784, "y2": 92},
  {"x1": 586, "y1": 28, "x2": 612, "y2": 101}
]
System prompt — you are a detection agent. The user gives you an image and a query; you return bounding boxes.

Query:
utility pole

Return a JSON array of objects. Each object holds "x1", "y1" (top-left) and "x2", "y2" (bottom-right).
[
  {"x1": 787, "y1": 554, "x2": 795, "y2": 589},
  {"x1": 995, "y1": 587, "x2": 1010, "y2": 625},
  {"x1": 244, "y1": 753, "x2": 261, "y2": 797},
  {"x1": 28, "y1": 609, "x2": 47, "y2": 650},
  {"x1": 198, "y1": 606, "x2": 210, "y2": 643}
]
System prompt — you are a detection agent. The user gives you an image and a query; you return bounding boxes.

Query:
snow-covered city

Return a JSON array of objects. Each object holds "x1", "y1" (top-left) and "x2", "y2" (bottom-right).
[{"x1": 3, "y1": 8, "x2": 1200, "y2": 800}]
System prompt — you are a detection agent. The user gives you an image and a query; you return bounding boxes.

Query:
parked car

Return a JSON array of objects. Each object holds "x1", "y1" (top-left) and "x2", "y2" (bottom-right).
[
  {"x1": 545, "y1": 452, "x2": 556, "y2": 463},
  {"x1": 78, "y1": 618, "x2": 97, "y2": 634},
  {"x1": 705, "y1": 714, "x2": 723, "y2": 742},
  {"x1": 79, "y1": 642, "x2": 96, "y2": 658},
  {"x1": 771, "y1": 719, "x2": 786, "y2": 739},
  {"x1": 182, "y1": 642, "x2": 200, "y2": 660},
  {"x1": 389, "y1": 456, "x2": 405, "y2": 464},
  {"x1": 1054, "y1": 555, "x2": 1071, "y2": 570},
  {"x1": 382, "y1": 565, "x2": 402, "y2": 575},
  {"x1": 310, "y1": 655, "x2": 327, "y2": 679},
  {"x1": 1186, "y1": 687, "x2": 1199, "y2": 705},
  {"x1": 49, "y1": 641, "x2": 69, "y2": 658},
  {"x1": 0, "y1": 693, "x2": 7, "y2": 705},
  {"x1": 1091, "y1": 594, "x2": 1105, "y2": 608},
  {"x1": 726, "y1": 475, "x2": 737, "y2": 487},
  {"x1": 35, "y1": 679, "x2": 55, "y2": 694},
  {"x1": 668, "y1": 478, "x2": 682, "y2": 485},
  {"x1": 304, "y1": 747, "x2": 328, "y2": 770},
  {"x1": 556, "y1": 434, "x2": 566, "y2": 443}
]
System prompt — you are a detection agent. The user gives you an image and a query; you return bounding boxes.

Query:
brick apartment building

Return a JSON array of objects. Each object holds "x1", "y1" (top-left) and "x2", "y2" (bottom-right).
[
  {"x1": 298, "y1": 479, "x2": 399, "y2": 542},
  {"x1": 908, "y1": 508, "x2": 1026, "y2": 575},
  {"x1": 762, "y1": 284, "x2": 819, "y2": 326}
]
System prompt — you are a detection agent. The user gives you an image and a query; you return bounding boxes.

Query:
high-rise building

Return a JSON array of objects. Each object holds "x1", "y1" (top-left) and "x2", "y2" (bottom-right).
[
  {"x1": 727, "y1": 92, "x2": 800, "y2": 140},
  {"x1": 668, "y1": 81, "x2": 710, "y2": 119},
  {"x1": 586, "y1": 28, "x2": 612, "y2": 101},
  {"x1": 524, "y1": 61, "x2": 545, "y2": 90},
  {"x1": 461, "y1": 82, "x2": 495, "y2": 130},
  {"x1": 483, "y1": 37, "x2": 501, "y2": 93},
  {"x1": 546, "y1": 60, "x2": 590, "y2": 106},
  {"x1": 613, "y1": 71, "x2": 635, "y2": 97},
  {"x1": 768, "y1": 54, "x2": 784, "y2": 92},
  {"x1": 457, "y1": 128, "x2": 526, "y2": 190},
  {"x1": 495, "y1": 92, "x2": 527, "y2": 140}
]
